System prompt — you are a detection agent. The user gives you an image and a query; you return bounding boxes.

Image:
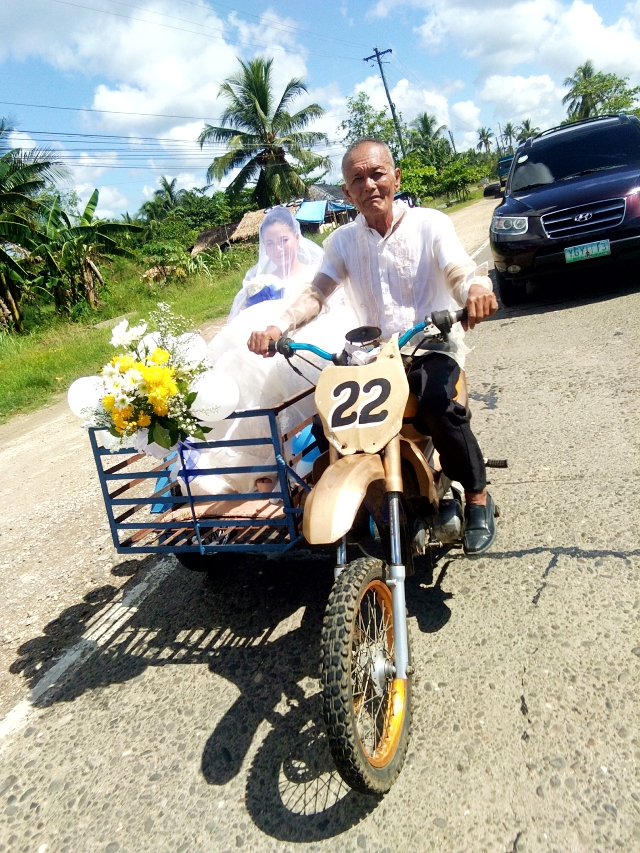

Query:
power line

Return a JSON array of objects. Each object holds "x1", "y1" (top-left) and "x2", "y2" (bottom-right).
[
  {"x1": 160, "y1": 0, "x2": 369, "y2": 49},
  {"x1": 45, "y1": 0, "x2": 362, "y2": 60},
  {"x1": 1, "y1": 100, "x2": 226, "y2": 122}
]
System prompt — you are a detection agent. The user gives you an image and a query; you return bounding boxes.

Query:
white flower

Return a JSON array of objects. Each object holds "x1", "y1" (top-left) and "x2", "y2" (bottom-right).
[
  {"x1": 110, "y1": 318, "x2": 148, "y2": 348},
  {"x1": 102, "y1": 362, "x2": 119, "y2": 380},
  {"x1": 122, "y1": 369, "x2": 143, "y2": 392},
  {"x1": 127, "y1": 321, "x2": 147, "y2": 342},
  {"x1": 246, "y1": 274, "x2": 278, "y2": 297},
  {"x1": 110, "y1": 319, "x2": 130, "y2": 348},
  {"x1": 104, "y1": 377, "x2": 122, "y2": 394},
  {"x1": 114, "y1": 392, "x2": 131, "y2": 408}
]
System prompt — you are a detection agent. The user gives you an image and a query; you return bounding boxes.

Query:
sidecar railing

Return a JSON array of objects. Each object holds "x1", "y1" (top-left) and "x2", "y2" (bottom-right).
[{"x1": 90, "y1": 387, "x2": 320, "y2": 556}]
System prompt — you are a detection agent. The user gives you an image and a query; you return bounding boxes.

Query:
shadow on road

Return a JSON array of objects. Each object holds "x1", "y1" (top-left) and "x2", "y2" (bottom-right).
[
  {"x1": 13, "y1": 544, "x2": 454, "y2": 841},
  {"x1": 488, "y1": 265, "x2": 640, "y2": 321}
]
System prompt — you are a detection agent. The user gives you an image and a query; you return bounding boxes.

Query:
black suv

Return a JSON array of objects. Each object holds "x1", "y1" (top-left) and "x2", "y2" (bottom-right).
[{"x1": 490, "y1": 114, "x2": 640, "y2": 305}]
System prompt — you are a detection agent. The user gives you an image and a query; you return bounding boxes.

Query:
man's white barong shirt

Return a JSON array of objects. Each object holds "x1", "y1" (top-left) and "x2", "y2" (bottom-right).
[{"x1": 317, "y1": 201, "x2": 490, "y2": 367}]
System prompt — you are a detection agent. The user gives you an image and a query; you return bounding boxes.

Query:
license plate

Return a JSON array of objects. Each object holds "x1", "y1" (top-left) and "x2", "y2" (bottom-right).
[{"x1": 564, "y1": 239, "x2": 611, "y2": 263}]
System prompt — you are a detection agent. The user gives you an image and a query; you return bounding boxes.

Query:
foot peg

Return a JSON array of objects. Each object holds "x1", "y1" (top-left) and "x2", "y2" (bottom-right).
[{"x1": 484, "y1": 458, "x2": 508, "y2": 468}]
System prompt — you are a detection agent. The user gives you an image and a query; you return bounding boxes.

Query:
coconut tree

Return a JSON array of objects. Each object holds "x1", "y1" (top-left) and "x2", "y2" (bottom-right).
[
  {"x1": 516, "y1": 118, "x2": 541, "y2": 144},
  {"x1": 476, "y1": 127, "x2": 495, "y2": 154},
  {"x1": 140, "y1": 176, "x2": 187, "y2": 224},
  {"x1": 410, "y1": 112, "x2": 447, "y2": 150},
  {"x1": 502, "y1": 122, "x2": 517, "y2": 153},
  {"x1": 198, "y1": 57, "x2": 330, "y2": 207},
  {"x1": 563, "y1": 60, "x2": 597, "y2": 120}
]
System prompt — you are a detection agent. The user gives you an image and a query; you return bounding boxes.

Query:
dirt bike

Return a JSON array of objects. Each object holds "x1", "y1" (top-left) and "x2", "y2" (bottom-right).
[
  {"x1": 269, "y1": 308, "x2": 506, "y2": 795},
  {"x1": 90, "y1": 309, "x2": 505, "y2": 799}
]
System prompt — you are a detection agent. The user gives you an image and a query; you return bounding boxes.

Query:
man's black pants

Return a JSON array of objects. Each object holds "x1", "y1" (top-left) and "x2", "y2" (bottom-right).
[{"x1": 408, "y1": 352, "x2": 486, "y2": 494}]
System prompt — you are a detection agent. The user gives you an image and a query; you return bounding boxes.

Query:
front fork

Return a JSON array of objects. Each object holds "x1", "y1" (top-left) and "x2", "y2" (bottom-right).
[{"x1": 333, "y1": 436, "x2": 410, "y2": 680}]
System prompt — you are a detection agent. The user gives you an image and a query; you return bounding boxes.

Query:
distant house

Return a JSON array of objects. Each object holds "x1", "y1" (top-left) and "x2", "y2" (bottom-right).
[
  {"x1": 190, "y1": 186, "x2": 358, "y2": 255},
  {"x1": 296, "y1": 184, "x2": 356, "y2": 233}
]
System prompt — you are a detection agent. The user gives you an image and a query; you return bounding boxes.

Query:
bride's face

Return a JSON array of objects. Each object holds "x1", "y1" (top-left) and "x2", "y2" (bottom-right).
[{"x1": 262, "y1": 223, "x2": 299, "y2": 273}]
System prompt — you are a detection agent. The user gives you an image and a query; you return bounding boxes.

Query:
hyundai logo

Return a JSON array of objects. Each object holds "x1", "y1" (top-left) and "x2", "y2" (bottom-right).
[{"x1": 574, "y1": 212, "x2": 593, "y2": 222}]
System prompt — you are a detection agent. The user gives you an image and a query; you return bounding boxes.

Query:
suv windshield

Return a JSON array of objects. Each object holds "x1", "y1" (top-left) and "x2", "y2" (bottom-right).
[{"x1": 510, "y1": 122, "x2": 640, "y2": 192}]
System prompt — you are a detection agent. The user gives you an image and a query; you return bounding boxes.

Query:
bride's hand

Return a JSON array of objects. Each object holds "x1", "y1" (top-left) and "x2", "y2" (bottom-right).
[{"x1": 248, "y1": 325, "x2": 282, "y2": 357}]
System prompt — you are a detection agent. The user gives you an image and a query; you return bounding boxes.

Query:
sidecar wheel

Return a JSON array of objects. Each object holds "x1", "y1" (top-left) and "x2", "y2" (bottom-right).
[{"x1": 320, "y1": 557, "x2": 412, "y2": 795}]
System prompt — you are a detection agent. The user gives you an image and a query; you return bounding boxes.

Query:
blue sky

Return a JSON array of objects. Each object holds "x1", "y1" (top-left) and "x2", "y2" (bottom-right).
[{"x1": 2, "y1": 0, "x2": 639, "y2": 217}]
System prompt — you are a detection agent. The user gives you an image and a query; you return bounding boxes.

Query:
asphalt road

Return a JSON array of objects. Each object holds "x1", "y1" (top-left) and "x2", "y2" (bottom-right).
[{"x1": 0, "y1": 255, "x2": 639, "y2": 853}]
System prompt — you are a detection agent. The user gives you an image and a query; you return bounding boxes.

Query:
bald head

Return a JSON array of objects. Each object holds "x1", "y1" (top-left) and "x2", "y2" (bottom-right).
[{"x1": 341, "y1": 139, "x2": 395, "y2": 177}]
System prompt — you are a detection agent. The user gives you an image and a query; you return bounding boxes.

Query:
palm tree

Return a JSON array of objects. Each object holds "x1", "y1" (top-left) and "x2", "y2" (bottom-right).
[
  {"x1": 139, "y1": 176, "x2": 186, "y2": 223},
  {"x1": 563, "y1": 60, "x2": 597, "y2": 120},
  {"x1": 502, "y1": 122, "x2": 517, "y2": 153},
  {"x1": 476, "y1": 127, "x2": 494, "y2": 154},
  {"x1": 516, "y1": 118, "x2": 541, "y2": 144},
  {"x1": 198, "y1": 57, "x2": 330, "y2": 207},
  {"x1": 410, "y1": 112, "x2": 447, "y2": 151}
]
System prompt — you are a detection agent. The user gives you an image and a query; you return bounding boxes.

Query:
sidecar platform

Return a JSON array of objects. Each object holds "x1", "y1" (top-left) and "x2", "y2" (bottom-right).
[{"x1": 89, "y1": 388, "x2": 318, "y2": 556}]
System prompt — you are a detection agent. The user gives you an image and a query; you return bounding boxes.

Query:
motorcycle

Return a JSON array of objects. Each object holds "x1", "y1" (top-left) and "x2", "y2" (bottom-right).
[{"x1": 269, "y1": 308, "x2": 505, "y2": 795}]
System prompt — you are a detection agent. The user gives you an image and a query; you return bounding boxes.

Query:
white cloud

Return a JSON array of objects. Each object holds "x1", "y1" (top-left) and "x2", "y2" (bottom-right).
[
  {"x1": 480, "y1": 74, "x2": 565, "y2": 124},
  {"x1": 450, "y1": 100, "x2": 482, "y2": 149},
  {"x1": 94, "y1": 186, "x2": 130, "y2": 220},
  {"x1": 412, "y1": 0, "x2": 640, "y2": 82}
]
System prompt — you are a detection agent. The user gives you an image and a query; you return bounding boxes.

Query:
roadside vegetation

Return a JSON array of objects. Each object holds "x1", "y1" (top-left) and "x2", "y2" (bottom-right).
[{"x1": 1, "y1": 57, "x2": 638, "y2": 422}]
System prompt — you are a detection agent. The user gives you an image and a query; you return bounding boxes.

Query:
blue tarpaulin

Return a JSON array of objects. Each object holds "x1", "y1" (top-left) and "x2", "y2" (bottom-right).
[{"x1": 295, "y1": 201, "x2": 327, "y2": 223}]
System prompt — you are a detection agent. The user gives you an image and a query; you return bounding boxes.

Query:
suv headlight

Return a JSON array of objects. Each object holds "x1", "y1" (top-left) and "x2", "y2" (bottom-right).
[{"x1": 491, "y1": 216, "x2": 528, "y2": 235}]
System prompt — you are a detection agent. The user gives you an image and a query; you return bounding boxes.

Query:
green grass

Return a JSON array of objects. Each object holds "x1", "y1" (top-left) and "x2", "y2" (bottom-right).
[
  {"x1": 0, "y1": 245, "x2": 257, "y2": 423},
  {"x1": 422, "y1": 187, "x2": 485, "y2": 213}
]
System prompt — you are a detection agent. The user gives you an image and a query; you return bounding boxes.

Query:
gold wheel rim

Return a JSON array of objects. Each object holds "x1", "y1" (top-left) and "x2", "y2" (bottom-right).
[{"x1": 352, "y1": 578, "x2": 407, "y2": 768}]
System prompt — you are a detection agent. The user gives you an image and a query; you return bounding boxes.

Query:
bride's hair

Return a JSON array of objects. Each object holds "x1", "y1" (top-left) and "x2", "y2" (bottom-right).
[{"x1": 260, "y1": 205, "x2": 301, "y2": 236}]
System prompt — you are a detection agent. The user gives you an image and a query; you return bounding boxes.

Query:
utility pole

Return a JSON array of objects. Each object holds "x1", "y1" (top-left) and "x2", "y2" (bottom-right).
[
  {"x1": 448, "y1": 129, "x2": 457, "y2": 155},
  {"x1": 363, "y1": 47, "x2": 407, "y2": 158}
]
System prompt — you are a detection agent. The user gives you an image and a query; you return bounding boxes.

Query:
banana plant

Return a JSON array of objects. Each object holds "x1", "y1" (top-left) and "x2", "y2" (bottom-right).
[{"x1": 0, "y1": 189, "x2": 141, "y2": 327}]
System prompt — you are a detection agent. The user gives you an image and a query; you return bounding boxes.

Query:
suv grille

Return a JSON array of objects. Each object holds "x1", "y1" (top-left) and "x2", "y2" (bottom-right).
[{"x1": 542, "y1": 198, "x2": 626, "y2": 240}]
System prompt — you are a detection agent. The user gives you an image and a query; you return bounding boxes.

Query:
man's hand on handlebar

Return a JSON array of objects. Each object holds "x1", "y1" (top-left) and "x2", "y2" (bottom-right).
[
  {"x1": 464, "y1": 283, "x2": 498, "y2": 330},
  {"x1": 247, "y1": 325, "x2": 283, "y2": 357}
]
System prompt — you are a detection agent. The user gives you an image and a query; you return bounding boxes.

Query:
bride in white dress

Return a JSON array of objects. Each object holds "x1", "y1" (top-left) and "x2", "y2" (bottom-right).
[{"x1": 187, "y1": 206, "x2": 357, "y2": 496}]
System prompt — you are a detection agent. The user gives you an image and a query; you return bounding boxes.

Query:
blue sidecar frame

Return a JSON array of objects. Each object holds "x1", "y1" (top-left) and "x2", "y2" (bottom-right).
[{"x1": 90, "y1": 387, "x2": 319, "y2": 556}]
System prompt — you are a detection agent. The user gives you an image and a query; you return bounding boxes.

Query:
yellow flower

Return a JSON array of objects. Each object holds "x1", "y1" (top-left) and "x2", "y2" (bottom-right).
[
  {"x1": 151, "y1": 401, "x2": 169, "y2": 417},
  {"x1": 149, "y1": 347, "x2": 170, "y2": 365},
  {"x1": 111, "y1": 405, "x2": 133, "y2": 433},
  {"x1": 102, "y1": 394, "x2": 115, "y2": 412},
  {"x1": 137, "y1": 412, "x2": 151, "y2": 427},
  {"x1": 112, "y1": 354, "x2": 137, "y2": 372}
]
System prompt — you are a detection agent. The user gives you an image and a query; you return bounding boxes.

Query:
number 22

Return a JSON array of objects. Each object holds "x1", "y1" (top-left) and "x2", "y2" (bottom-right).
[{"x1": 329, "y1": 378, "x2": 391, "y2": 430}]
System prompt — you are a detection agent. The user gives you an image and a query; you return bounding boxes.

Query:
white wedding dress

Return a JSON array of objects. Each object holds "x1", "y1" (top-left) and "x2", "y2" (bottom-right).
[{"x1": 185, "y1": 212, "x2": 358, "y2": 497}]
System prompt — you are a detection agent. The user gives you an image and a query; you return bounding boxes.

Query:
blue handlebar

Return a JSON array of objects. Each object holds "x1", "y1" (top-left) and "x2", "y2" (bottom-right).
[
  {"x1": 398, "y1": 323, "x2": 427, "y2": 348},
  {"x1": 287, "y1": 341, "x2": 334, "y2": 361}
]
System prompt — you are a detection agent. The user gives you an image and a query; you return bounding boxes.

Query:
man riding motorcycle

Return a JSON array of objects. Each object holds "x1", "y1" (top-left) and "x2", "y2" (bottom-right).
[{"x1": 249, "y1": 138, "x2": 499, "y2": 555}]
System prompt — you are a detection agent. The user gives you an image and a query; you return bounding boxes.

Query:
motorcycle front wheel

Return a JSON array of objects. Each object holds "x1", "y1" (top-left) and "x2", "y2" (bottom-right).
[{"x1": 320, "y1": 557, "x2": 412, "y2": 795}]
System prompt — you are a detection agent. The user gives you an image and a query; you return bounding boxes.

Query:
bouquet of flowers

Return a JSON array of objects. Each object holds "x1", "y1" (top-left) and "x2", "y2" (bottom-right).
[
  {"x1": 244, "y1": 273, "x2": 284, "y2": 308},
  {"x1": 68, "y1": 303, "x2": 239, "y2": 454}
]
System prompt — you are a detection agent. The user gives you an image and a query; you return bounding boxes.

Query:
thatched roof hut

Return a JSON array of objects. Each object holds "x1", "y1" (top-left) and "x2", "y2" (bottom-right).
[
  {"x1": 191, "y1": 220, "x2": 242, "y2": 256},
  {"x1": 228, "y1": 209, "x2": 266, "y2": 243}
]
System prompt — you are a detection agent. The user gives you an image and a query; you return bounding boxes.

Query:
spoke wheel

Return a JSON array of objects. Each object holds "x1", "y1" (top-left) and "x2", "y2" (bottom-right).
[{"x1": 321, "y1": 557, "x2": 412, "y2": 795}]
